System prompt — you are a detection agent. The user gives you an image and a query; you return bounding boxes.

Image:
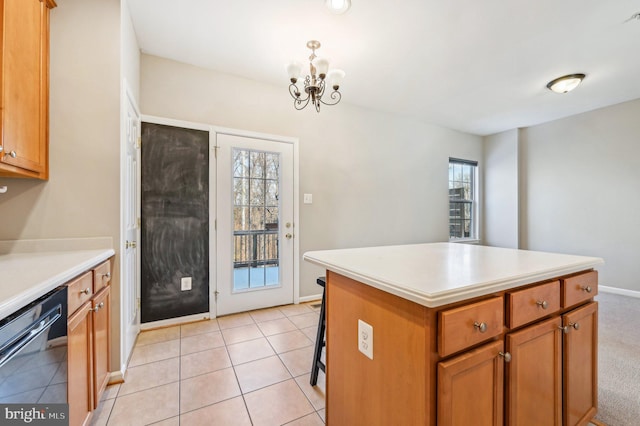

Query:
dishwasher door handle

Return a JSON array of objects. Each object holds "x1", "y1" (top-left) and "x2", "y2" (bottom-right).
[{"x1": 0, "y1": 305, "x2": 62, "y2": 369}]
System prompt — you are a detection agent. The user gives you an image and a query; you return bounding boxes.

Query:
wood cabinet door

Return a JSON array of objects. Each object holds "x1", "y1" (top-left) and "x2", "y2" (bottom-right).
[
  {"x1": 0, "y1": 0, "x2": 50, "y2": 178},
  {"x1": 563, "y1": 302, "x2": 598, "y2": 426},
  {"x1": 438, "y1": 340, "x2": 504, "y2": 426},
  {"x1": 506, "y1": 317, "x2": 562, "y2": 426},
  {"x1": 68, "y1": 301, "x2": 93, "y2": 426},
  {"x1": 92, "y1": 286, "x2": 111, "y2": 407}
]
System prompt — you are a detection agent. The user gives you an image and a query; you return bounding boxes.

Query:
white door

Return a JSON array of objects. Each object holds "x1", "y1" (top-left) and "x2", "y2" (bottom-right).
[
  {"x1": 122, "y1": 88, "x2": 140, "y2": 364},
  {"x1": 216, "y1": 133, "x2": 295, "y2": 316}
]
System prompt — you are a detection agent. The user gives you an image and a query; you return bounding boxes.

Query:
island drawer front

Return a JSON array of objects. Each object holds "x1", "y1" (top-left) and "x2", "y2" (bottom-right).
[
  {"x1": 438, "y1": 296, "x2": 504, "y2": 357},
  {"x1": 507, "y1": 280, "x2": 561, "y2": 328},
  {"x1": 68, "y1": 271, "x2": 94, "y2": 315},
  {"x1": 562, "y1": 271, "x2": 598, "y2": 308},
  {"x1": 93, "y1": 260, "x2": 112, "y2": 293}
]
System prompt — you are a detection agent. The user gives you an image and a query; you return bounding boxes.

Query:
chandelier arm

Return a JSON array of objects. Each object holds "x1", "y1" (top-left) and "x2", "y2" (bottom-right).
[
  {"x1": 294, "y1": 96, "x2": 311, "y2": 110},
  {"x1": 319, "y1": 89, "x2": 342, "y2": 106},
  {"x1": 289, "y1": 83, "x2": 304, "y2": 101}
]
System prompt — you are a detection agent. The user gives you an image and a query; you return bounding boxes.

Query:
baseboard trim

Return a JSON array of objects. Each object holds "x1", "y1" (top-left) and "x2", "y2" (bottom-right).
[
  {"x1": 299, "y1": 294, "x2": 322, "y2": 303},
  {"x1": 108, "y1": 369, "x2": 125, "y2": 385},
  {"x1": 140, "y1": 313, "x2": 210, "y2": 330},
  {"x1": 599, "y1": 285, "x2": 640, "y2": 299}
]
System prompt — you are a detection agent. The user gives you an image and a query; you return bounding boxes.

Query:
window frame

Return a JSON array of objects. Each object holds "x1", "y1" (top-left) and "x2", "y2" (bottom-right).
[{"x1": 448, "y1": 157, "x2": 479, "y2": 242}]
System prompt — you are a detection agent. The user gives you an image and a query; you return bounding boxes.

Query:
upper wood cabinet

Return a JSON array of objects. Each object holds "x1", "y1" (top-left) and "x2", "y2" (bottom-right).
[{"x1": 0, "y1": 0, "x2": 56, "y2": 179}]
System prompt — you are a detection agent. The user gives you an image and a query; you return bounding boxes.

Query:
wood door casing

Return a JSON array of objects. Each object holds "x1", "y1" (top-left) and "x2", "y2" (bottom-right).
[
  {"x1": 506, "y1": 316, "x2": 562, "y2": 426},
  {"x1": 92, "y1": 286, "x2": 111, "y2": 408},
  {"x1": 563, "y1": 302, "x2": 598, "y2": 426},
  {"x1": 68, "y1": 300, "x2": 93, "y2": 426},
  {"x1": 438, "y1": 340, "x2": 504, "y2": 426}
]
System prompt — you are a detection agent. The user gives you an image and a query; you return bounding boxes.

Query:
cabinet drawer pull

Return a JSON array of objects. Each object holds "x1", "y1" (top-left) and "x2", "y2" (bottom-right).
[
  {"x1": 81, "y1": 288, "x2": 91, "y2": 295},
  {"x1": 4, "y1": 150, "x2": 17, "y2": 158},
  {"x1": 103, "y1": 272, "x2": 111, "y2": 280},
  {"x1": 559, "y1": 322, "x2": 580, "y2": 334},
  {"x1": 473, "y1": 322, "x2": 487, "y2": 333},
  {"x1": 499, "y1": 351, "x2": 512, "y2": 362},
  {"x1": 90, "y1": 302, "x2": 105, "y2": 313},
  {"x1": 581, "y1": 285, "x2": 592, "y2": 293},
  {"x1": 535, "y1": 300, "x2": 548, "y2": 309}
]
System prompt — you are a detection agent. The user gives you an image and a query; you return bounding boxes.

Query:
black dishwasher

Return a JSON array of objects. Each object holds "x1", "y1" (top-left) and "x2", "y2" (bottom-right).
[{"x1": 0, "y1": 286, "x2": 67, "y2": 404}]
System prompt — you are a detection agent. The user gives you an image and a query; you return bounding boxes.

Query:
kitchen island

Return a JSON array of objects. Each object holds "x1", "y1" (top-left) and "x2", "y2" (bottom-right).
[{"x1": 303, "y1": 243, "x2": 604, "y2": 426}]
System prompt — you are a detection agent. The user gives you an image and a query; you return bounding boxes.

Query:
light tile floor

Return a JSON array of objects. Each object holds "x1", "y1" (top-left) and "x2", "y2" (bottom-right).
[{"x1": 91, "y1": 302, "x2": 326, "y2": 426}]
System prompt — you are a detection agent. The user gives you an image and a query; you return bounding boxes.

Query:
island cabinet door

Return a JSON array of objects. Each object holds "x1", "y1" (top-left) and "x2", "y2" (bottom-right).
[
  {"x1": 438, "y1": 340, "x2": 504, "y2": 426},
  {"x1": 563, "y1": 302, "x2": 598, "y2": 426},
  {"x1": 68, "y1": 301, "x2": 93, "y2": 426},
  {"x1": 505, "y1": 317, "x2": 563, "y2": 426}
]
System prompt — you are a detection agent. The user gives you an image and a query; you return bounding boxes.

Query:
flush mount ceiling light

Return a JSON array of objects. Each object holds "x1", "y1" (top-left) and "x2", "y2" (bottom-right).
[
  {"x1": 546, "y1": 74, "x2": 586, "y2": 94},
  {"x1": 326, "y1": 0, "x2": 351, "y2": 14},
  {"x1": 286, "y1": 40, "x2": 345, "y2": 112}
]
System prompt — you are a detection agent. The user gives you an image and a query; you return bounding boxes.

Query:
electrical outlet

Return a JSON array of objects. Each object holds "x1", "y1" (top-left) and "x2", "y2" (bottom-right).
[
  {"x1": 358, "y1": 319, "x2": 373, "y2": 360},
  {"x1": 181, "y1": 277, "x2": 192, "y2": 291}
]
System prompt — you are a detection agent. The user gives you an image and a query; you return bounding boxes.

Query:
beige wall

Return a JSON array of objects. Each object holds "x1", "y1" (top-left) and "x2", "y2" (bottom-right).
[
  {"x1": 482, "y1": 129, "x2": 519, "y2": 248},
  {"x1": 140, "y1": 54, "x2": 483, "y2": 299},
  {"x1": 517, "y1": 99, "x2": 640, "y2": 292},
  {"x1": 484, "y1": 99, "x2": 640, "y2": 292},
  {"x1": 0, "y1": 0, "x2": 122, "y2": 365}
]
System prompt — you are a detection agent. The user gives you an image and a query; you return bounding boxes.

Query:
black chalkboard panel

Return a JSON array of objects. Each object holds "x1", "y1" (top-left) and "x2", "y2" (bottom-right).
[{"x1": 141, "y1": 123, "x2": 209, "y2": 323}]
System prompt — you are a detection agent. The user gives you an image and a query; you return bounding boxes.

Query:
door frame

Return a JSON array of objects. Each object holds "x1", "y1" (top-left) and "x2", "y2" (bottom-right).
[
  {"x1": 212, "y1": 127, "x2": 300, "y2": 316},
  {"x1": 139, "y1": 115, "x2": 215, "y2": 328},
  {"x1": 136, "y1": 116, "x2": 300, "y2": 321},
  {"x1": 211, "y1": 125, "x2": 300, "y2": 318},
  {"x1": 119, "y1": 79, "x2": 141, "y2": 377}
]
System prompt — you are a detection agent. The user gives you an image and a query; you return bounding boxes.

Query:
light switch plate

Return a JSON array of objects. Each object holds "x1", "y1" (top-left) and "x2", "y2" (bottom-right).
[
  {"x1": 358, "y1": 319, "x2": 373, "y2": 360},
  {"x1": 181, "y1": 277, "x2": 192, "y2": 291},
  {"x1": 303, "y1": 193, "x2": 313, "y2": 204}
]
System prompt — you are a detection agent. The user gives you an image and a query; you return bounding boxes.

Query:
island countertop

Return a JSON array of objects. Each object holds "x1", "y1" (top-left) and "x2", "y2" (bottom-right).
[
  {"x1": 0, "y1": 248, "x2": 115, "y2": 319},
  {"x1": 303, "y1": 242, "x2": 604, "y2": 307}
]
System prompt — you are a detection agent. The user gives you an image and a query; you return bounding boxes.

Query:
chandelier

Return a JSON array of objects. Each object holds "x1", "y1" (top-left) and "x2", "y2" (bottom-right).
[{"x1": 286, "y1": 40, "x2": 345, "y2": 112}]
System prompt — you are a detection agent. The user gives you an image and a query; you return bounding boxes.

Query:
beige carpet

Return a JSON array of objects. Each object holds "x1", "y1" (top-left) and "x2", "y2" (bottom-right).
[{"x1": 594, "y1": 292, "x2": 640, "y2": 425}]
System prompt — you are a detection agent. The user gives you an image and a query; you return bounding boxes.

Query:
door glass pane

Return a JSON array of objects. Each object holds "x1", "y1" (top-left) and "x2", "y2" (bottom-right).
[{"x1": 232, "y1": 148, "x2": 280, "y2": 292}]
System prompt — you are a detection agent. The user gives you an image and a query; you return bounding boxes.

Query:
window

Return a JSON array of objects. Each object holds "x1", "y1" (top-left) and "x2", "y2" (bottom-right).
[{"x1": 449, "y1": 158, "x2": 478, "y2": 240}]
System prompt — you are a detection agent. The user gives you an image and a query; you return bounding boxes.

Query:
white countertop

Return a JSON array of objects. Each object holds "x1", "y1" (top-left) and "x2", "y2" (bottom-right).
[
  {"x1": 303, "y1": 243, "x2": 604, "y2": 307},
  {"x1": 0, "y1": 249, "x2": 115, "y2": 319}
]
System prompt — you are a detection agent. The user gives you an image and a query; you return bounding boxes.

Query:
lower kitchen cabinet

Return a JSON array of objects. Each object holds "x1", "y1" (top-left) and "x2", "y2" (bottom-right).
[
  {"x1": 506, "y1": 317, "x2": 562, "y2": 426},
  {"x1": 68, "y1": 301, "x2": 93, "y2": 426},
  {"x1": 92, "y1": 286, "x2": 111, "y2": 408},
  {"x1": 435, "y1": 273, "x2": 598, "y2": 425},
  {"x1": 67, "y1": 259, "x2": 113, "y2": 426},
  {"x1": 563, "y1": 302, "x2": 598, "y2": 426},
  {"x1": 438, "y1": 340, "x2": 504, "y2": 426}
]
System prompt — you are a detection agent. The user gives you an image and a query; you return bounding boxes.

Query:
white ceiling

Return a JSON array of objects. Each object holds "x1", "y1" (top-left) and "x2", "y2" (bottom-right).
[{"x1": 127, "y1": 0, "x2": 640, "y2": 136}]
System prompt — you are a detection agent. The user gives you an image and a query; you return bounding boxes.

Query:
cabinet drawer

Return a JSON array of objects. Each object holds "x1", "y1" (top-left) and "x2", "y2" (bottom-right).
[
  {"x1": 93, "y1": 260, "x2": 112, "y2": 293},
  {"x1": 438, "y1": 296, "x2": 504, "y2": 357},
  {"x1": 68, "y1": 271, "x2": 93, "y2": 316},
  {"x1": 562, "y1": 271, "x2": 597, "y2": 308},
  {"x1": 507, "y1": 281, "x2": 560, "y2": 328}
]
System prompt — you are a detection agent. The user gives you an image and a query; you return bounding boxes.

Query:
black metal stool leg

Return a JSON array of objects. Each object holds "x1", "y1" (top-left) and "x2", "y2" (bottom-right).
[{"x1": 310, "y1": 277, "x2": 326, "y2": 386}]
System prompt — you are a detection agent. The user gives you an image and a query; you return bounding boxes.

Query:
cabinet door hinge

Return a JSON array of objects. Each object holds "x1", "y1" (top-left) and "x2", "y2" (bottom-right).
[
  {"x1": 214, "y1": 290, "x2": 219, "y2": 301},
  {"x1": 213, "y1": 145, "x2": 219, "y2": 159},
  {"x1": 136, "y1": 136, "x2": 141, "y2": 149},
  {"x1": 137, "y1": 217, "x2": 141, "y2": 228},
  {"x1": 137, "y1": 297, "x2": 140, "y2": 309}
]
